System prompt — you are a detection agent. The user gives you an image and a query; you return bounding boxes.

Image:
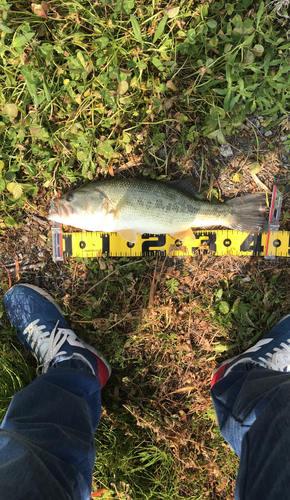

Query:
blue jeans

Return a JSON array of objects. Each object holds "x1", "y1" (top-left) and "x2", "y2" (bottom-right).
[
  {"x1": 211, "y1": 362, "x2": 290, "y2": 500},
  {"x1": 0, "y1": 359, "x2": 101, "y2": 500},
  {"x1": 1, "y1": 359, "x2": 290, "y2": 500}
]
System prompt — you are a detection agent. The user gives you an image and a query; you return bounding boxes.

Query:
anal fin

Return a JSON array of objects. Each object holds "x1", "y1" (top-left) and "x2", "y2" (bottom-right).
[
  {"x1": 117, "y1": 229, "x2": 138, "y2": 243},
  {"x1": 170, "y1": 228, "x2": 196, "y2": 243}
]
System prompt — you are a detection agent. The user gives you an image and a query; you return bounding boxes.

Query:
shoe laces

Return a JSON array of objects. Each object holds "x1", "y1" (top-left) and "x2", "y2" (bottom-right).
[
  {"x1": 23, "y1": 319, "x2": 70, "y2": 373},
  {"x1": 259, "y1": 340, "x2": 290, "y2": 372}
]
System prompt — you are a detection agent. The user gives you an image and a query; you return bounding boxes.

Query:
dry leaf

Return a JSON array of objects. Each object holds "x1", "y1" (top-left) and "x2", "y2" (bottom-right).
[
  {"x1": 166, "y1": 7, "x2": 180, "y2": 18},
  {"x1": 250, "y1": 172, "x2": 271, "y2": 192},
  {"x1": 31, "y1": 1, "x2": 48, "y2": 18},
  {"x1": 117, "y1": 80, "x2": 128, "y2": 95},
  {"x1": 199, "y1": 67, "x2": 207, "y2": 77},
  {"x1": 163, "y1": 98, "x2": 174, "y2": 111},
  {"x1": 231, "y1": 173, "x2": 243, "y2": 183},
  {"x1": 167, "y1": 386, "x2": 195, "y2": 395},
  {"x1": 248, "y1": 162, "x2": 261, "y2": 174},
  {"x1": 74, "y1": 94, "x2": 82, "y2": 105},
  {"x1": 3, "y1": 103, "x2": 18, "y2": 118},
  {"x1": 98, "y1": 260, "x2": 107, "y2": 270},
  {"x1": 108, "y1": 164, "x2": 114, "y2": 177},
  {"x1": 166, "y1": 80, "x2": 177, "y2": 91}
]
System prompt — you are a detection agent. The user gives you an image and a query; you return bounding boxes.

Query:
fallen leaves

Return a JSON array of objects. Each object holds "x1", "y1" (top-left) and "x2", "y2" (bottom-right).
[{"x1": 31, "y1": 1, "x2": 48, "y2": 18}]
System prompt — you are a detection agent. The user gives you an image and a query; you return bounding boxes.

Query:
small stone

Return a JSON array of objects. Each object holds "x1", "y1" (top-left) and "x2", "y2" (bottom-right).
[
  {"x1": 220, "y1": 144, "x2": 233, "y2": 158},
  {"x1": 237, "y1": 137, "x2": 247, "y2": 144},
  {"x1": 264, "y1": 130, "x2": 273, "y2": 137},
  {"x1": 236, "y1": 136, "x2": 254, "y2": 153},
  {"x1": 257, "y1": 115, "x2": 264, "y2": 120},
  {"x1": 281, "y1": 135, "x2": 289, "y2": 142},
  {"x1": 247, "y1": 117, "x2": 260, "y2": 129},
  {"x1": 157, "y1": 147, "x2": 166, "y2": 159}
]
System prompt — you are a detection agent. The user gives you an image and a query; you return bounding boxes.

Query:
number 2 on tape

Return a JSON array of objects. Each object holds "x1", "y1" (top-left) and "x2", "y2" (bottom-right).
[{"x1": 141, "y1": 234, "x2": 166, "y2": 256}]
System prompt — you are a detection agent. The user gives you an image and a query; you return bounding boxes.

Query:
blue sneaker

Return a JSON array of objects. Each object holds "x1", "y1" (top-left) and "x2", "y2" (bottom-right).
[
  {"x1": 211, "y1": 314, "x2": 290, "y2": 387},
  {"x1": 4, "y1": 284, "x2": 111, "y2": 388}
]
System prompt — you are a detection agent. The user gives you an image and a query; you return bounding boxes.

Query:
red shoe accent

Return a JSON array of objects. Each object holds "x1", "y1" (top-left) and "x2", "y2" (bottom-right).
[
  {"x1": 211, "y1": 363, "x2": 228, "y2": 388},
  {"x1": 89, "y1": 351, "x2": 110, "y2": 389}
]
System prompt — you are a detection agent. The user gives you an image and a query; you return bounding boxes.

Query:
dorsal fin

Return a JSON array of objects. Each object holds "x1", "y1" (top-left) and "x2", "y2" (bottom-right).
[{"x1": 167, "y1": 178, "x2": 199, "y2": 198}]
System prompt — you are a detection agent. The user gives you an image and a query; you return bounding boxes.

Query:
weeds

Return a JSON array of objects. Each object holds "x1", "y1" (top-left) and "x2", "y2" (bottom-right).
[
  {"x1": 0, "y1": 0, "x2": 289, "y2": 227},
  {"x1": 94, "y1": 418, "x2": 180, "y2": 499},
  {"x1": 0, "y1": 344, "x2": 34, "y2": 420},
  {"x1": 1, "y1": 0, "x2": 290, "y2": 498}
]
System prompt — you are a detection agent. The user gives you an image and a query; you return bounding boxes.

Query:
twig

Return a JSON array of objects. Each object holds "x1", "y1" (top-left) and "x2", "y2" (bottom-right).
[
  {"x1": 32, "y1": 215, "x2": 50, "y2": 227},
  {"x1": 106, "y1": 311, "x2": 139, "y2": 330},
  {"x1": 245, "y1": 117, "x2": 268, "y2": 140},
  {"x1": 13, "y1": 250, "x2": 20, "y2": 281},
  {"x1": 149, "y1": 256, "x2": 158, "y2": 308},
  {"x1": 84, "y1": 260, "x2": 144, "y2": 296}
]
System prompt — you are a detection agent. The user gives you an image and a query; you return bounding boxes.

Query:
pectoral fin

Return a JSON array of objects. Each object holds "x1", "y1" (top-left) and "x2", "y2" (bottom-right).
[
  {"x1": 91, "y1": 198, "x2": 111, "y2": 229},
  {"x1": 117, "y1": 229, "x2": 138, "y2": 243},
  {"x1": 170, "y1": 228, "x2": 196, "y2": 243},
  {"x1": 109, "y1": 195, "x2": 129, "y2": 220}
]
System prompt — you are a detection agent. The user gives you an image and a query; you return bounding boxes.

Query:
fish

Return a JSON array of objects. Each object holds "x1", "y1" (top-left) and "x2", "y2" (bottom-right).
[{"x1": 48, "y1": 177, "x2": 270, "y2": 243}]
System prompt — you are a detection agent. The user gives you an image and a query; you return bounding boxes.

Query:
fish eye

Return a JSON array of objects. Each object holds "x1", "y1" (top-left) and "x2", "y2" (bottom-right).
[{"x1": 66, "y1": 194, "x2": 73, "y2": 202}]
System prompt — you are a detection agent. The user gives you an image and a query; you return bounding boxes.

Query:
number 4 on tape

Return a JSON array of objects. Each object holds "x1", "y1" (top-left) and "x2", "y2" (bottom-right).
[{"x1": 265, "y1": 186, "x2": 283, "y2": 260}]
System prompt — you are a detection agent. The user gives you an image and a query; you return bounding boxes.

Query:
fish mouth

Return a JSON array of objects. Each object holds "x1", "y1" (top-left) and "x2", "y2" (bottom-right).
[{"x1": 49, "y1": 198, "x2": 74, "y2": 219}]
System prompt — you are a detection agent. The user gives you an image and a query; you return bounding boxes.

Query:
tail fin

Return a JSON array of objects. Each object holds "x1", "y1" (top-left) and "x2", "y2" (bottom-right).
[{"x1": 226, "y1": 194, "x2": 270, "y2": 233}]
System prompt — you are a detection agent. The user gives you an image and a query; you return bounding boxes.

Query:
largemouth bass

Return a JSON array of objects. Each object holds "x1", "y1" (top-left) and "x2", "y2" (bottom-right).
[{"x1": 48, "y1": 178, "x2": 270, "y2": 243}]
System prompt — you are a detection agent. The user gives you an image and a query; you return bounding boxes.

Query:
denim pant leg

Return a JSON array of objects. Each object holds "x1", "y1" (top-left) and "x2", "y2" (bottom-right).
[
  {"x1": 211, "y1": 363, "x2": 290, "y2": 500},
  {"x1": 0, "y1": 359, "x2": 101, "y2": 500}
]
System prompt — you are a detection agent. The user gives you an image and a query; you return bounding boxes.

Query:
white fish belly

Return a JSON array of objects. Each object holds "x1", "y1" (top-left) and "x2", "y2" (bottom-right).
[{"x1": 98, "y1": 209, "x2": 191, "y2": 234}]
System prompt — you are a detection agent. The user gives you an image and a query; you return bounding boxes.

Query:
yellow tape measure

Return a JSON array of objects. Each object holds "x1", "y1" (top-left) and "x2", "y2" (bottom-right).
[{"x1": 56, "y1": 230, "x2": 289, "y2": 259}]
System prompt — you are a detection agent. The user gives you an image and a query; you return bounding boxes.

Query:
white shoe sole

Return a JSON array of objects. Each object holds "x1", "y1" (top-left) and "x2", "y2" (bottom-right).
[{"x1": 212, "y1": 314, "x2": 290, "y2": 380}]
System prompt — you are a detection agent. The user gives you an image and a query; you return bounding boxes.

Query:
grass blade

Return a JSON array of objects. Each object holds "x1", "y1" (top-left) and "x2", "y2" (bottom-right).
[
  {"x1": 43, "y1": 78, "x2": 51, "y2": 102},
  {"x1": 256, "y1": 1, "x2": 264, "y2": 27},
  {"x1": 153, "y1": 15, "x2": 168, "y2": 44},
  {"x1": 130, "y1": 14, "x2": 143, "y2": 46}
]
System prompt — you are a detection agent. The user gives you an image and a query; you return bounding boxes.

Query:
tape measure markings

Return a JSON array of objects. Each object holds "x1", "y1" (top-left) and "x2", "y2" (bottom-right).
[{"x1": 59, "y1": 230, "x2": 290, "y2": 258}]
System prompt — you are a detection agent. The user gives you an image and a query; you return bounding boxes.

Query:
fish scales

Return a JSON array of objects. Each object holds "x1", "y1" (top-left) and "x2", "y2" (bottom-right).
[{"x1": 48, "y1": 178, "x2": 270, "y2": 243}]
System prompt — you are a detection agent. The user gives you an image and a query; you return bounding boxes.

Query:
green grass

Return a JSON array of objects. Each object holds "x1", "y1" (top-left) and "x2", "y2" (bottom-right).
[
  {"x1": 0, "y1": 344, "x2": 34, "y2": 421},
  {"x1": 0, "y1": 0, "x2": 289, "y2": 228},
  {"x1": 0, "y1": 0, "x2": 290, "y2": 498},
  {"x1": 94, "y1": 420, "x2": 180, "y2": 499}
]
